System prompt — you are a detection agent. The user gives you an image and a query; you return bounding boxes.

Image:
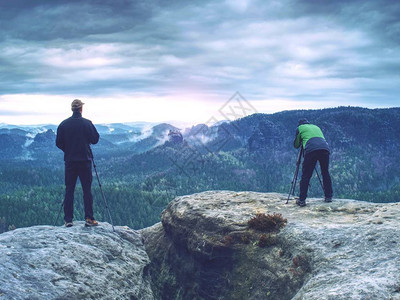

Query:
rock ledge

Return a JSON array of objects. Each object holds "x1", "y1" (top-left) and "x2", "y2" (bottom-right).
[
  {"x1": 142, "y1": 191, "x2": 400, "y2": 300},
  {"x1": 0, "y1": 222, "x2": 153, "y2": 300}
]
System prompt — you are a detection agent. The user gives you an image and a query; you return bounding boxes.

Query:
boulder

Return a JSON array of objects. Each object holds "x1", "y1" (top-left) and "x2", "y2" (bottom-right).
[
  {"x1": 0, "y1": 222, "x2": 153, "y2": 300},
  {"x1": 142, "y1": 191, "x2": 400, "y2": 300}
]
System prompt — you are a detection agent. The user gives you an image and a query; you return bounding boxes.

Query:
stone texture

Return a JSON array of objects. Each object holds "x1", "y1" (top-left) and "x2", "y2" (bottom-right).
[
  {"x1": 2, "y1": 191, "x2": 400, "y2": 299},
  {"x1": 0, "y1": 222, "x2": 153, "y2": 300},
  {"x1": 141, "y1": 191, "x2": 400, "y2": 300}
]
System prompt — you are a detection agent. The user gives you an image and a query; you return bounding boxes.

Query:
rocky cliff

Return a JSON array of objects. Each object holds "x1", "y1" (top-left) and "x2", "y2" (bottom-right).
[
  {"x1": 0, "y1": 223, "x2": 153, "y2": 299},
  {"x1": 1, "y1": 191, "x2": 400, "y2": 299},
  {"x1": 142, "y1": 191, "x2": 400, "y2": 300}
]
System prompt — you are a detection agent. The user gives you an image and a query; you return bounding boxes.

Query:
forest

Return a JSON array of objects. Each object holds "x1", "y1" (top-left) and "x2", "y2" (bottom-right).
[{"x1": 1, "y1": 106, "x2": 399, "y2": 233}]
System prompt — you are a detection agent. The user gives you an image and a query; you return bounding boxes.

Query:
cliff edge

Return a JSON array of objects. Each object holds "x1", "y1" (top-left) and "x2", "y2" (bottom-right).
[
  {"x1": 1, "y1": 191, "x2": 400, "y2": 299},
  {"x1": 142, "y1": 191, "x2": 400, "y2": 300}
]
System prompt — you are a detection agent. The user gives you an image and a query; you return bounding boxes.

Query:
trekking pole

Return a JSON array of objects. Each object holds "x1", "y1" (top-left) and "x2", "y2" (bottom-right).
[
  {"x1": 89, "y1": 147, "x2": 115, "y2": 232},
  {"x1": 286, "y1": 147, "x2": 303, "y2": 204},
  {"x1": 54, "y1": 199, "x2": 65, "y2": 226}
]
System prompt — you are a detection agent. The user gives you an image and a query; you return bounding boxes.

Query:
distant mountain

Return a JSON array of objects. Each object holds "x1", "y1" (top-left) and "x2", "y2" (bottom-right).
[
  {"x1": 32, "y1": 129, "x2": 55, "y2": 144},
  {"x1": 106, "y1": 106, "x2": 400, "y2": 201},
  {"x1": 175, "y1": 106, "x2": 400, "y2": 157},
  {"x1": 0, "y1": 134, "x2": 27, "y2": 159},
  {"x1": 1, "y1": 107, "x2": 400, "y2": 232},
  {"x1": 0, "y1": 128, "x2": 30, "y2": 137},
  {"x1": 0, "y1": 121, "x2": 170, "y2": 161},
  {"x1": 127, "y1": 123, "x2": 180, "y2": 154}
]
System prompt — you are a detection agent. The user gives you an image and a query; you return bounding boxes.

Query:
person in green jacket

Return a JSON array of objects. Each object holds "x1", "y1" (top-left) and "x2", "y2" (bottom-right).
[{"x1": 294, "y1": 119, "x2": 333, "y2": 206}]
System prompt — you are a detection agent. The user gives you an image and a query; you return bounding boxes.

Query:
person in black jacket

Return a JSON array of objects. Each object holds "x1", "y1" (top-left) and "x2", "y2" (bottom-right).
[
  {"x1": 56, "y1": 99, "x2": 100, "y2": 227},
  {"x1": 294, "y1": 119, "x2": 333, "y2": 207}
]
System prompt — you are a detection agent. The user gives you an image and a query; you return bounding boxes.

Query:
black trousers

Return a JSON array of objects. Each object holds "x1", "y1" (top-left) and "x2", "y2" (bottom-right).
[
  {"x1": 64, "y1": 161, "x2": 94, "y2": 222},
  {"x1": 299, "y1": 150, "x2": 333, "y2": 201}
]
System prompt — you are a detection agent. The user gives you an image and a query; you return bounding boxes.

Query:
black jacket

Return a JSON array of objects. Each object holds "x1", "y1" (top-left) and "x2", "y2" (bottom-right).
[{"x1": 56, "y1": 112, "x2": 99, "y2": 161}]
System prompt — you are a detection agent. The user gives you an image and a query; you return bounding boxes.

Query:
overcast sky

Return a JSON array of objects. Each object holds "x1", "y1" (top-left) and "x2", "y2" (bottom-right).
[{"x1": 0, "y1": 0, "x2": 399, "y2": 125}]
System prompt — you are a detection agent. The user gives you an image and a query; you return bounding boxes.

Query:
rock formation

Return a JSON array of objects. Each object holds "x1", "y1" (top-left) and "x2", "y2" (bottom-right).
[
  {"x1": 168, "y1": 130, "x2": 183, "y2": 144},
  {"x1": 0, "y1": 222, "x2": 153, "y2": 299},
  {"x1": 1, "y1": 191, "x2": 400, "y2": 299},
  {"x1": 142, "y1": 191, "x2": 400, "y2": 300}
]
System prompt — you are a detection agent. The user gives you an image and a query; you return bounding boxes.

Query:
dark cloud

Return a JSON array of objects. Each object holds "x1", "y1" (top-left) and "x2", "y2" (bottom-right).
[
  {"x1": 294, "y1": 0, "x2": 400, "y2": 46},
  {"x1": 0, "y1": 0, "x2": 156, "y2": 41},
  {"x1": 0, "y1": 0, "x2": 399, "y2": 109}
]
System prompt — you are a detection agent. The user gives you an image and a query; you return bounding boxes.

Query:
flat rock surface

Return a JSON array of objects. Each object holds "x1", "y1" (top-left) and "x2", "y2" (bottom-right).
[
  {"x1": 0, "y1": 222, "x2": 153, "y2": 300},
  {"x1": 160, "y1": 191, "x2": 400, "y2": 299}
]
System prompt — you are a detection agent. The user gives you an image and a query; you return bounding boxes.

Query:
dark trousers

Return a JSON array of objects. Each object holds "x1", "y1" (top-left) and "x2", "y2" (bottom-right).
[
  {"x1": 299, "y1": 150, "x2": 333, "y2": 201},
  {"x1": 64, "y1": 161, "x2": 94, "y2": 222}
]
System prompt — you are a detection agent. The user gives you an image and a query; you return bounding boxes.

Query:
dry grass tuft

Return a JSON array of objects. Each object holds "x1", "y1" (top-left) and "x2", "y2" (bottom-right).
[{"x1": 248, "y1": 213, "x2": 287, "y2": 232}]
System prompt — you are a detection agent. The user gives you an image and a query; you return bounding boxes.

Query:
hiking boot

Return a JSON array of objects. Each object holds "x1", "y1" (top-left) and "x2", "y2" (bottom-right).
[
  {"x1": 65, "y1": 221, "x2": 73, "y2": 227},
  {"x1": 296, "y1": 199, "x2": 306, "y2": 207},
  {"x1": 85, "y1": 218, "x2": 99, "y2": 227},
  {"x1": 324, "y1": 197, "x2": 332, "y2": 203}
]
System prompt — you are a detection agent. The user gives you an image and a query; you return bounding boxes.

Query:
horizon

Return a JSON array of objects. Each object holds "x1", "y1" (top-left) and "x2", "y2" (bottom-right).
[
  {"x1": 0, "y1": 0, "x2": 399, "y2": 125},
  {"x1": 0, "y1": 105, "x2": 398, "y2": 128}
]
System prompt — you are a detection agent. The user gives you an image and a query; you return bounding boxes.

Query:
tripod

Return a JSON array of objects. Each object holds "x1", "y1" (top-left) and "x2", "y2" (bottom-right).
[
  {"x1": 54, "y1": 199, "x2": 65, "y2": 226},
  {"x1": 90, "y1": 147, "x2": 115, "y2": 232},
  {"x1": 287, "y1": 148, "x2": 303, "y2": 204},
  {"x1": 286, "y1": 148, "x2": 324, "y2": 204}
]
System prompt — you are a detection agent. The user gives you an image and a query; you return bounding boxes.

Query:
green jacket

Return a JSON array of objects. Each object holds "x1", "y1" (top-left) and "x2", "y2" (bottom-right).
[{"x1": 294, "y1": 124, "x2": 330, "y2": 154}]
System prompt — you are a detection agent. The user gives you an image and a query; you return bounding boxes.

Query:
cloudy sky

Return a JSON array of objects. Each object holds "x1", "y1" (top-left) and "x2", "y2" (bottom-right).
[{"x1": 0, "y1": 0, "x2": 399, "y2": 125}]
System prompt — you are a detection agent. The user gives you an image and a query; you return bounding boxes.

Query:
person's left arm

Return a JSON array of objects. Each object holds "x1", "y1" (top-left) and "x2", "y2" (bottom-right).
[{"x1": 88, "y1": 122, "x2": 100, "y2": 145}]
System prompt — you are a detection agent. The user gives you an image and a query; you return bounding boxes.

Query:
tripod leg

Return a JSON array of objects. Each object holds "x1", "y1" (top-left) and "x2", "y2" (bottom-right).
[
  {"x1": 287, "y1": 176, "x2": 296, "y2": 203},
  {"x1": 287, "y1": 168, "x2": 299, "y2": 203},
  {"x1": 287, "y1": 149, "x2": 303, "y2": 203},
  {"x1": 93, "y1": 161, "x2": 115, "y2": 232},
  {"x1": 54, "y1": 200, "x2": 64, "y2": 226}
]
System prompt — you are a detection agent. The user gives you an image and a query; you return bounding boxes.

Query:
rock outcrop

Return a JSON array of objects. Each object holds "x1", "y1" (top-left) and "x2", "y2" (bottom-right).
[
  {"x1": 141, "y1": 191, "x2": 400, "y2": 300},
  {"x1": 0, "y1": 222, "x2": 153, "y2": 300},
  {"x1": 1, "y1": 191, "x2": 400, "y2": 299}
]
